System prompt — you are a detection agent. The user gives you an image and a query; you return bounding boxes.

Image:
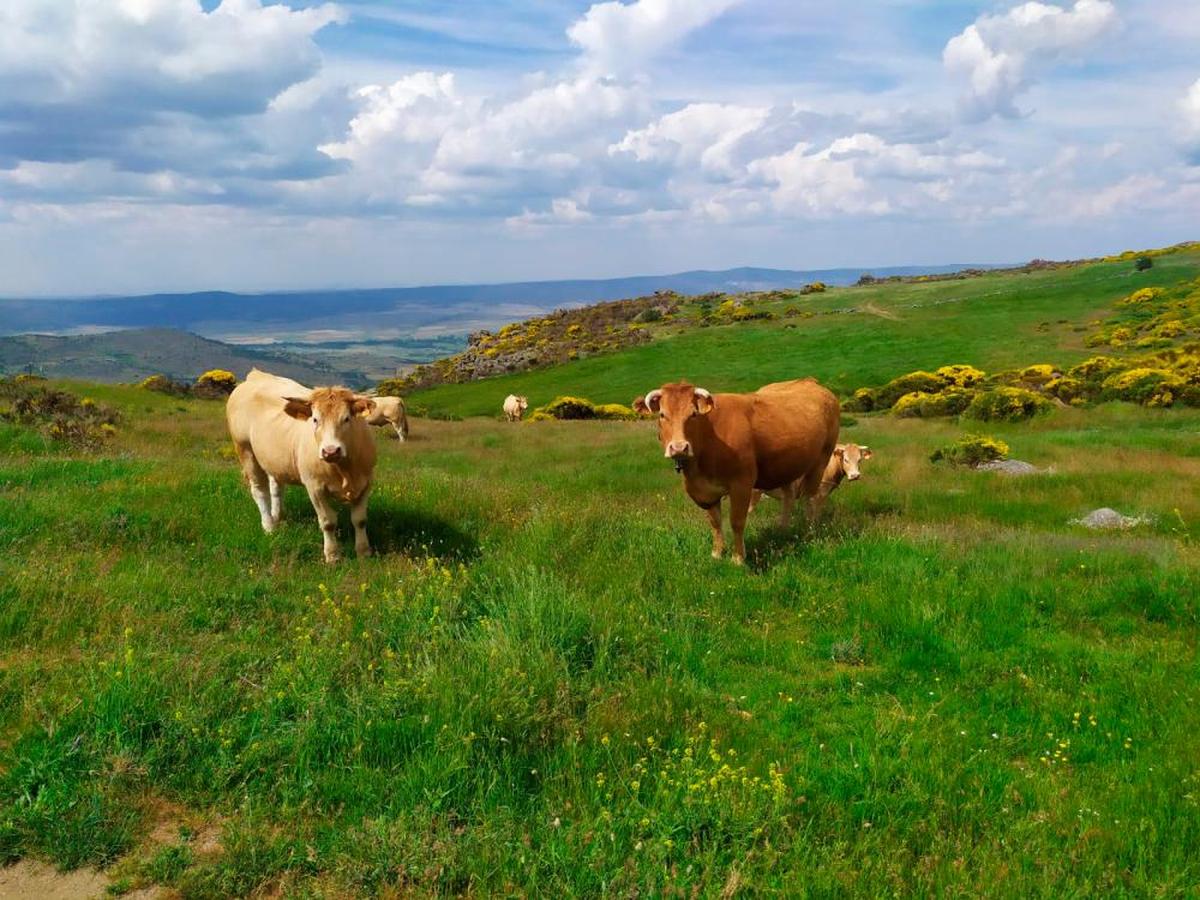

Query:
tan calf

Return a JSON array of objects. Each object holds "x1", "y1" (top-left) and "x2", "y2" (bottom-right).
[
  {"x1": 503, "y1": 394, "x2": 528, "y2": 422},
  {"x1": 750, "y1": 442, "x2": 873, "y2": 516},
  {"x1": 226, "y1": 369, "x2": 377, "y2": 563}
]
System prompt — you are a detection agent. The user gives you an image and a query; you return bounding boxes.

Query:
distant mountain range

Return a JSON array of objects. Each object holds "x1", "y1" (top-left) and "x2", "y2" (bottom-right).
[
  {"x1": 0, "y1": 264, "x2": 992, "y2": 342},
  {"x1": 0, "y1": 329, "x2": 355, "y2": 385}
]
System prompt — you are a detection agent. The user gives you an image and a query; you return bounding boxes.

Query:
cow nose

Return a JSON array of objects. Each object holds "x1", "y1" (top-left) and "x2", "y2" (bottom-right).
[
  {"x1": 321, "y1": 445, "x2": 343, "y2": 461},
  {"x1": 847, "y1": 472, "x2": 860, "y2": 481},
  {"x1": 666, "y1": 440, "x2": 691, "y2": 458}
]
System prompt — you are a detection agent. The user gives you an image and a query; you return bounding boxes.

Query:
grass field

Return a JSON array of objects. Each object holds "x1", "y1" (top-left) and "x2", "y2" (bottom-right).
[{"x1": 2, "y1": 252, "x2": 1200, "y2": 896}]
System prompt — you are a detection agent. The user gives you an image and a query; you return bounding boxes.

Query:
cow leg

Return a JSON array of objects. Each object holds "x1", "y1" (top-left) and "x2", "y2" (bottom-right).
[
  {"x1": 268, "y1": 476, "x2": 283, "y2": 523},
  {"x1": 393, "y1": 423, "x2": 406, "y2": 442},
  {"x1": 747, "y1": 489, "x2": 762, "y2": 515},
  {"x1": 305, "y1": 484, "x2": 342, "y2": 563},
  {"x1": 237, "y1": 444, "x2": 275, "y2": 533},
  {"x1": 729, "y1": 484, "x2": 753, "y2": 566},
  {"x1": 351, "y1": 486, "x2": 372, "y2": 558},
  {"x1": 705, "y1": 502, "x2": 725, "y2": 559},
  {"x1": 777, "y1": 482, "x2": 796, "y2": 530}
]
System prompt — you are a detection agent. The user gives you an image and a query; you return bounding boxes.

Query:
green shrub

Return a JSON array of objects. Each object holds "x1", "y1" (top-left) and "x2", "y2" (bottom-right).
[
  {"x1": 1135, "y1": 255, "x2": 1153, "y2": 271},
  {"x1": 800, "y1": 281, "x2": 827, "y2": 295},
  {"x1": 731, "y1": 307, "x2": 774, "y2": 322},
  {"x1": 633, "y1": 308, "x2": 663, "y2": 324},
  {"x1": 0, "y1": 379, "x2": 120, "y2": 449},
  {"x1": 533, "y1": 396, "x2": 597, "y2": 420},
  {"x1": 1018, "y1": 364, "x2": 1059, "y2": 385},
  {"x1": 963, "y1": 387, "x2": 1051, "y2": 422},
  {"x1": 1067, "y1": 356, "x2": 1128, "y2": 385},
  {"x1": 934, "y1": 364, "x2": 986, "y2": 388},
  {"x1": 892, "y1": 389, "x2": 975, "y2": 418},
  {"x1": 875, "y1": 371, "x2": 944, "y2": 409},
  {"x1": 930, "y1": 433, "x2": 1010, "y2": 467},
  {"x1": 1045, "y1": 376, "x2": 1085, "y2": 403},
  {"x1": 843, "y1": 388, "x2": 878, "y2": 413},
  {"x1": 593, "y1": 403, "x2": 638, "y2": 420},
  {"x1": 1101, "y1": 368, "x2": 1186, "y2": 407},
  {"x1": 374, "y1": 377, "x2": 408, "y2": 396},
  {"x1": 193, "y1": 369, "x2": 238, "y2": 399},
  {"x1": 139, "y1": 374, "x2": 190, "y2": 397}
]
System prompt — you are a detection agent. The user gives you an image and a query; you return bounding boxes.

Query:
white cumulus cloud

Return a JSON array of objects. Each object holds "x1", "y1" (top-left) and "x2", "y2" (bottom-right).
[
  {"x1": 1182, "y1": 78, "x2": 1200, "y2": 163},
  {"x1": 568, "y1": 0, "x2": 743, "y2": 75},
  {"x1": 944, "y1": 0, "x2": 1117, "y2": 121}
]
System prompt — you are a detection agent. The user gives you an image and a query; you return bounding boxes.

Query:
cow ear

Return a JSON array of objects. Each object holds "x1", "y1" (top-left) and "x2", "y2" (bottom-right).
[
  {"x1": 833, "y1": 446, "x2": 845, "y2": 458},
  {"x1": 283, "y1": 396, "x2": 313, "y2": 420},
  {"x1": 351, "y1": 395, "x2": 377, "y2": 417},
  {"x1": 693, "y1": 388, "x2": 714, "y2": 415},
  {"x1": 632, "y1": 396, "x2": 649, "y2": 415},
  {"x1": 643, "y1": 389, "x2": 663, "y2": 414},
  {"x1": 861, "y1": 447, "x2": 873, "y2": 459}
]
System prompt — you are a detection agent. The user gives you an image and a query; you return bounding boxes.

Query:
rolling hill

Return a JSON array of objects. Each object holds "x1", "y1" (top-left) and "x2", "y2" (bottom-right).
[{"x1": 0, "y1": 328, "x2": 358, "y2": 385}]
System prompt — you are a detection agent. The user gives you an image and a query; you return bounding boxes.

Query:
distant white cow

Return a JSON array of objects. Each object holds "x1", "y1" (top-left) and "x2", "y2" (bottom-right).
[
  {"x1": 365, "y1": 396, "x2": 409, "y2": 441},
  {"x1": 226, "y1": 369, "x2": 378, "y2": 563},
  {"x1": 503, "y1": 394, "x2": 529, "y2": 422}
]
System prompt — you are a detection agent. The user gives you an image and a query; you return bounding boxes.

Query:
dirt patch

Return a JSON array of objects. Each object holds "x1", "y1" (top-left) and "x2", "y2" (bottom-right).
[{"x1": 0, "y1": 861, "x2": 110, "y2": 900}]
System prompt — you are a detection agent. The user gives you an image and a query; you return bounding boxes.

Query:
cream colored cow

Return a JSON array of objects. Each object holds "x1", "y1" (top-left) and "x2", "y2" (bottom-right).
[
  {"x1": 503, "y1": 394, "x2": 529, "y2": 422},
  {"x1": 226, "y1": 369, "x2": 377, "y2": 563},
  {"x1": 365, "y1": 396, "x2": 409, "y2": 441}
]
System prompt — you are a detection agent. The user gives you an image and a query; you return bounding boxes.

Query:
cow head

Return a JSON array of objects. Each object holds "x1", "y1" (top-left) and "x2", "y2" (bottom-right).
[
  {"x1": 633, "y1": 382, "x2": 714, "y2": 460},
  {"x1": 283, "y1": 387, "x2": 376, "y2": 463},
  {"x1": 518, "y1": 396, "x2": 529, "y2": 411},
  {"x1": 834, "y1": 443, "x2": 873, "y2": 481}
]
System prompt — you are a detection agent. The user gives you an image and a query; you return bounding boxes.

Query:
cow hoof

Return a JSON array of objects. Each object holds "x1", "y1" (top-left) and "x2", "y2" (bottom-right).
[
  {"x1": 324, "y1": 554, "x2": 342, "y2": 565},
  {"x1": 261, "y1": 519, "x2": 277, "y2": 534},
  {"x1": 731, "y1": 555, "x2": 745, "y2": 566},
  {"x1": 357, "y1": 547, "x2": 373, "y2": 558},
  {"x1": 711, "y1": 549, "x2": 723, "y2": 559}
]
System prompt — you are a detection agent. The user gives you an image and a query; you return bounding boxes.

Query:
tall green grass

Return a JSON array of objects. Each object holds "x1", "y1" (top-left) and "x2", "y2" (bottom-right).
[{"x1": 2, "y1": 378, "x2": 1198, "y2": 895}]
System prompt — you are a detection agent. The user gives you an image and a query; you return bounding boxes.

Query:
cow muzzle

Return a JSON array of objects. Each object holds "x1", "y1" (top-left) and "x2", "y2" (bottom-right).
[
  {"x1": 321, "y1": 445, "x2": 345, "y2": 461},
  {"x1": 666, "y1": 440, "x2": 692, "y2": 459},
  {"x1": 846, "y1": 472, "x2": 861, "y2": 481}
]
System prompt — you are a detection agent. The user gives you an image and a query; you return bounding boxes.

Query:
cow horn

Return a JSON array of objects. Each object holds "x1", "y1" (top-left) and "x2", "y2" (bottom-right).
[{"x1": 644, "y1": 389, "x2": 663, "y2": 412}]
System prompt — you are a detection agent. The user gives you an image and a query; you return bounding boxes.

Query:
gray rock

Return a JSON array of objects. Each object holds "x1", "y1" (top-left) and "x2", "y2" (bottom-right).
[
  {"x1": 1073, "y1": 508, "x2": 1148, "y2": 530},
  {"x1": 976, "y1": 459, "x2": 1040, "y2": 475}
]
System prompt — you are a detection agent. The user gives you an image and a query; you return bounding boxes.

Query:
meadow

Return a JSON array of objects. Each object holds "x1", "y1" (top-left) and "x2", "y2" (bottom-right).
[{"x1": 2, "y1": 252, "x2": 1200, "y2": 897}]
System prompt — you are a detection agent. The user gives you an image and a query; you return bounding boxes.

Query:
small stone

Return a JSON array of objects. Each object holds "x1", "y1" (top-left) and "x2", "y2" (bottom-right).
[
  {"x1": 975, "y1": 459, "x2": 1040, "y2": 475},
  {"x1": 1073, "y1": 508, "x2": 1147, "y2": 530}
]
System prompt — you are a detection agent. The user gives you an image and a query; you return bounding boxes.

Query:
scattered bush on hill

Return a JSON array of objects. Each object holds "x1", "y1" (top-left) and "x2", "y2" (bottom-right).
[
  {"x1": 892, "y1": 389, "x2": 975, "y2": 418},
  {"x1": 873, "y1": 371, "x2": 944, "y2": 409},
  {"x1": 139, "y1": 374, "x2": 190, "y2": 397},
  {"x1": 193, "y1": 369, "x2": 238, "y2": 398},
  {"x1": 964, "y1": 387, "x2": 1051, "y2": 422},
  {"x1": 800, "y1": 281, "x2": 827, "y2": 294},
  {"x1": 525, "y1": 397, "x2": 639, "y2": 422},
  {"x1": 1135, "y1": 255, "x2": 1153, "y2": 271},
  {"x1": 930, "y1": 434, "x2": 1010, "y2": 467},
  {"x1": 0, "y1": 378, "x2": 119, "y2": 449},
  {"x1": 1101, "y1": 368, "x2": 1186, "y2": 407},
  {"x1": 935, "y1": 365, "x2": 986, "y2": 388},
  {"x1": 593, "y1": 403, "x2": 638, "y2": 421}
]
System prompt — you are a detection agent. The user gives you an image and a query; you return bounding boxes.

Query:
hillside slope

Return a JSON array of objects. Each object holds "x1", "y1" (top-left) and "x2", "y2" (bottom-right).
[
  {"x1": 0, "y1": 328, "x2": 358, "y2": 385},
  {"x1": 408, "y1": 247, "x2": 1200, "y2": 417}
]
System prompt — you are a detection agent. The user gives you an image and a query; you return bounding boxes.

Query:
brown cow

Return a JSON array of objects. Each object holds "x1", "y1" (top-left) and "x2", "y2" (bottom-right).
[
  {"x1": 634, "y1": 379, "x2": 839, "y2": 564},
  {"x1": 750, "y1": 442, "x2": 873, "y2": 515},
  {"x1": 226, "y1": 369, "x2": 377, "y2": 563}
]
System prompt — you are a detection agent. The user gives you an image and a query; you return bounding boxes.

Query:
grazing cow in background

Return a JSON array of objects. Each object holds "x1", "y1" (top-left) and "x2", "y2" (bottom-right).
[
  {"x1": 226, "y1": 369, "x2": 377, "y2": 563},
  {"x1": 365, "y1": 396, "x2": 410, "y2": 441},
  {"x1": 750, "y1": 443, "x2": 873, "y2": 515},
  {"x1": 503, "y1": 394, "x2": 529, "y2": 422},
  {"x1": 634, "y1": 379, "x2": 839, "y2": 565}
]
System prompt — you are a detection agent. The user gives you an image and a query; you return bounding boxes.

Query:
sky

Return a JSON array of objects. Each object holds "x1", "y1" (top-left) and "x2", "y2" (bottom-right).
[{"x1": 0, "y1": 0, "x2": 1198, "y2": 297}]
